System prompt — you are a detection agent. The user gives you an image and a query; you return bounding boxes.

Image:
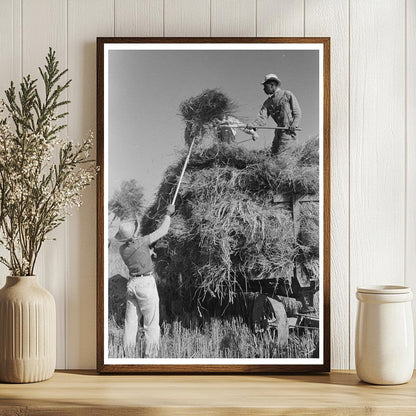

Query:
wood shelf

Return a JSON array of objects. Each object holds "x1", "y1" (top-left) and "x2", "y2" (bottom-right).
[{"x1": 0, "y1": 370, "x2": 415, "y2": 415}]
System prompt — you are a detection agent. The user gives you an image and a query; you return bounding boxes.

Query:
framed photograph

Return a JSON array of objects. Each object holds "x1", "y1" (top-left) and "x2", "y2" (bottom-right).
[{"x1": 97, "y1": 37, "x2": 330, "y2": 373}]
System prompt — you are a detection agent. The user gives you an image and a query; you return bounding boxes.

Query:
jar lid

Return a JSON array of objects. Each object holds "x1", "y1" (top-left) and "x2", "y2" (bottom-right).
[{"x1": 357, "y1": 285, "x2": 411, "y2": 294}]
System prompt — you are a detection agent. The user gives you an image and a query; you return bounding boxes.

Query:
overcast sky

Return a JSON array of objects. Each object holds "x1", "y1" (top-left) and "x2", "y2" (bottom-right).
[{"x1": 108, "y1": 48, "x2": 319, "y2": 207}]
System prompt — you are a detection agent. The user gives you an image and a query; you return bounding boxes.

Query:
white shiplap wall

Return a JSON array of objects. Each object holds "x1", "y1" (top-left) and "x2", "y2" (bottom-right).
[{"x1": 0, "y1": 0, "x2": 414, "y2": 370}]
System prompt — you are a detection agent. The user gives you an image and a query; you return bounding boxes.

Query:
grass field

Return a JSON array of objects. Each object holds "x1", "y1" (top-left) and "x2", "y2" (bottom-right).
[
  {"x1": 108, "y1": 315, "x2": 318, "y2": 359},
  {"x1": 108, "y1": 242, "x2": 319, "y2": 359}
]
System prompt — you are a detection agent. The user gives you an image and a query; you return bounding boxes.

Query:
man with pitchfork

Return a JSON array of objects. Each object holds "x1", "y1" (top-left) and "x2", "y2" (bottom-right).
[
  {"x1": 246, "y1": 74, "x2": 302, "y2": 154},
  {"x1": 115, "y1": 204, "x2": 175, "y2": 358}
]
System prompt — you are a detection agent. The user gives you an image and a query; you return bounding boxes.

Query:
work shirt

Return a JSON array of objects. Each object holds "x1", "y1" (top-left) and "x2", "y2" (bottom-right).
[
  {"x1": 119, "y1": 235, "x2": 153, "y2": 276},
  {"x1": 252, "y1": 88, "x2": 302, "y2": 129}
]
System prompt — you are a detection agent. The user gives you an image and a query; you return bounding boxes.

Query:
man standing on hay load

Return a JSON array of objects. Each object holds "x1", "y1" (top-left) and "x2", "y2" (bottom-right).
[
  {"x1": 247, "y1": 74, "x2": 302, "y2": 154},
  {"x1": 114, "y1": 204, "x2": 175, "y2": 358}
]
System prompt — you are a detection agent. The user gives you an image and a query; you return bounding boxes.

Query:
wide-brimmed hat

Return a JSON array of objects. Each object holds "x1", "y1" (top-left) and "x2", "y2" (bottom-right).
[
  {"x1": 114, "y1": 220, "x2": 137, "y2": 242},
  {"x1": 261, "y1": 73, "x2": 281, "y2": 85}
]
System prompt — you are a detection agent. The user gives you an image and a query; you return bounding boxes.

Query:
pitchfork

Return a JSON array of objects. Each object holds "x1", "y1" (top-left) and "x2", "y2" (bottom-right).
[{"x1": 217, "y1": 124, "x2": 302, "y2": 145}]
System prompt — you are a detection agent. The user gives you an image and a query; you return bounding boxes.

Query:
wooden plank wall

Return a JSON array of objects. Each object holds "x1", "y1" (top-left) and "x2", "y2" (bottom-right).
[
  {"x1": 0, "y1": 0, "x2": 413, "y2": 370},
  {"x1": 407, "y1": 0, "x2": 416, "y2": 370}
]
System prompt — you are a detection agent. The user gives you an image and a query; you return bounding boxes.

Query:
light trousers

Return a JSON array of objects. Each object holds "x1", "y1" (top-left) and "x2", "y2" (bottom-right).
[{"x1": 123, "y1": 274, "x2": 160, "y2": 358}]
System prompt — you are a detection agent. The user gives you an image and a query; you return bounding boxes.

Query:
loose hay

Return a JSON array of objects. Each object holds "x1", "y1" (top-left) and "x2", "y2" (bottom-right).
[
  {"x1": 180, "y1": 89, "x2": 237, "y2": 147},
  {"x1": 141, "y1": 137, "x2": 319, "y2": 314}
]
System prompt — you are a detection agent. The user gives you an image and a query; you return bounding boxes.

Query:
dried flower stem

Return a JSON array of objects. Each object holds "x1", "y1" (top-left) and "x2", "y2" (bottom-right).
[{"x1": 0, "y1": 48, "x2": 97, "y2": 276}]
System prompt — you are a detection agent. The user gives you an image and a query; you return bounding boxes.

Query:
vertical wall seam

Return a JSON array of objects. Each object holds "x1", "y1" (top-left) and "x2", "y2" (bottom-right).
[
  {"x1": 20, "y1": 0, "x2": 22, "y2": 80},
  {"x1": 255, "y1": 0, "x2": 257, "y2": 37},
  {"x1": 209, "y1": 0, "x2": 212, "y2": 37},
  {"x1": 303, "y1": 0, "x2": 306, "y2": 37},
  {"x1": 348, "y1": 0, "x2": 351, "y2": 370},
  {"x1": 113, "y1": 0, "x2": 116, "y2": 37},
  {"x1": 163, "y1": 0, "x2": 165, "y2": 37},
  {"x1": 64, "y1": 0, "x2": 69, "y2": 370},
  {"x1": 404, "y1": 0, "x2": 407, "y2": 286},
  {"x1": 15, "y1": 0, "x2": 23, "y2": 82},
  {"x1": 11, "y1": 1, "x2": 14, "y2": 88},
  {"x1": 20, "y1": 0, "x2": 23, "y2": 79}
]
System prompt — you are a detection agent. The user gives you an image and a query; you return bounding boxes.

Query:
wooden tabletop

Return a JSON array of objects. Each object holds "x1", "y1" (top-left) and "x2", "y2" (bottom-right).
[{"x1": 0, "y1": 370, "x2": 415, "y2": 415}]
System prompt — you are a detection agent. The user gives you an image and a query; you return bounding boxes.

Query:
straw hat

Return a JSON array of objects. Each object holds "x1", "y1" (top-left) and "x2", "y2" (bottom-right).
[
  {"x1": 114, "y1": 220, "x2": 137, "y2": 242},
  {"x1": 261, "y1": 73, "x2": 281, "y2": 85}
]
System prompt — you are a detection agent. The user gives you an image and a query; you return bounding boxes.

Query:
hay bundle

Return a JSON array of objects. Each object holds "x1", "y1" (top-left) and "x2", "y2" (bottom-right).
[
  {"x1": 299, "y1": 202, "x2": 319, "y2": 255},
  {"x1": 180, "y1": 89, "x2": 237, "y2": 146},
  {"x1": 141, "y1": 137, "x2": 319, "y2": 313},
  {"x1": 297, "y1": 201, "x2": 319, "y2": 281}
]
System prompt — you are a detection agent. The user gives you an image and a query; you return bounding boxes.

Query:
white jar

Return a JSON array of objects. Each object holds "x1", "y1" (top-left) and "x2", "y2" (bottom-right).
[{"x1": 355, "y1": 285, "x2": 414, "y2": 385}]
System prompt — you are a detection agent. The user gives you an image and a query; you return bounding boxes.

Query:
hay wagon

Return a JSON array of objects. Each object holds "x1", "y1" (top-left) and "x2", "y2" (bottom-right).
[
  {"x1": 143, "y1": 89, "x2": 320, "y2": 345},
  {"x1": 146, "y1": 139, "x2": 320, "y2": 338},
  {"x1": 240, "y1": 191, "x2": 320, "y2": 340}
]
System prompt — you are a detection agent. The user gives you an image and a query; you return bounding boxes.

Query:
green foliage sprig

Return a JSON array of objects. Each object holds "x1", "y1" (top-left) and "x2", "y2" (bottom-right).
[{"x1": 0, "y1": 48, "x2": 97, "y2": 276}]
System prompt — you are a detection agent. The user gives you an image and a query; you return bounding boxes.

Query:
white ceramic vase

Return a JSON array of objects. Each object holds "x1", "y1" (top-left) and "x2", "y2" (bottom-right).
[
  {"x1": 355, "y1": 285, "x2": 414, "y2": 385},
  {"x1": 0, "y1": 276, "x2": 56, "y2": 383}
]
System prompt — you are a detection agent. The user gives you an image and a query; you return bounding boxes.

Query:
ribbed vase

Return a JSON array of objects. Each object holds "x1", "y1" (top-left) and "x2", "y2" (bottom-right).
[{"x1": 0, "y1": 276, "x2": 56, "y2": 383}]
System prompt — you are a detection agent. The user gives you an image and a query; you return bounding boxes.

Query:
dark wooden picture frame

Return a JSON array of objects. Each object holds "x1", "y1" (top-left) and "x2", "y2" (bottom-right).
[{"x1": 97, "y1": 37, "x2": 330, "y2": 373}]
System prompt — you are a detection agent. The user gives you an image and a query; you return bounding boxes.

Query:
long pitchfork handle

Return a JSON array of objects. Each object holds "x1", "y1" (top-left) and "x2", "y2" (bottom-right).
[
  {"x1": 218, "y1": 124, "x2": 302, "y2": 131},
  {"x1": 172, "y1": 136, "x2": 196, "y2": 206}
]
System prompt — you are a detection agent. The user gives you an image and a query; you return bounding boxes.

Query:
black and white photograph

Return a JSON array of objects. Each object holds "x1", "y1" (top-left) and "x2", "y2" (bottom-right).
[{"x1": 97, "y1": 39, "x2": 330, "y2": 372}]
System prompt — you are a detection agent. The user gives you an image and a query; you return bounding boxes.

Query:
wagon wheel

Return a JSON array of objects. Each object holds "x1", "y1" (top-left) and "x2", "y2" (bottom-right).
[{"x1": 251, "y1": 294, "x2": 288, "y2": 348}]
